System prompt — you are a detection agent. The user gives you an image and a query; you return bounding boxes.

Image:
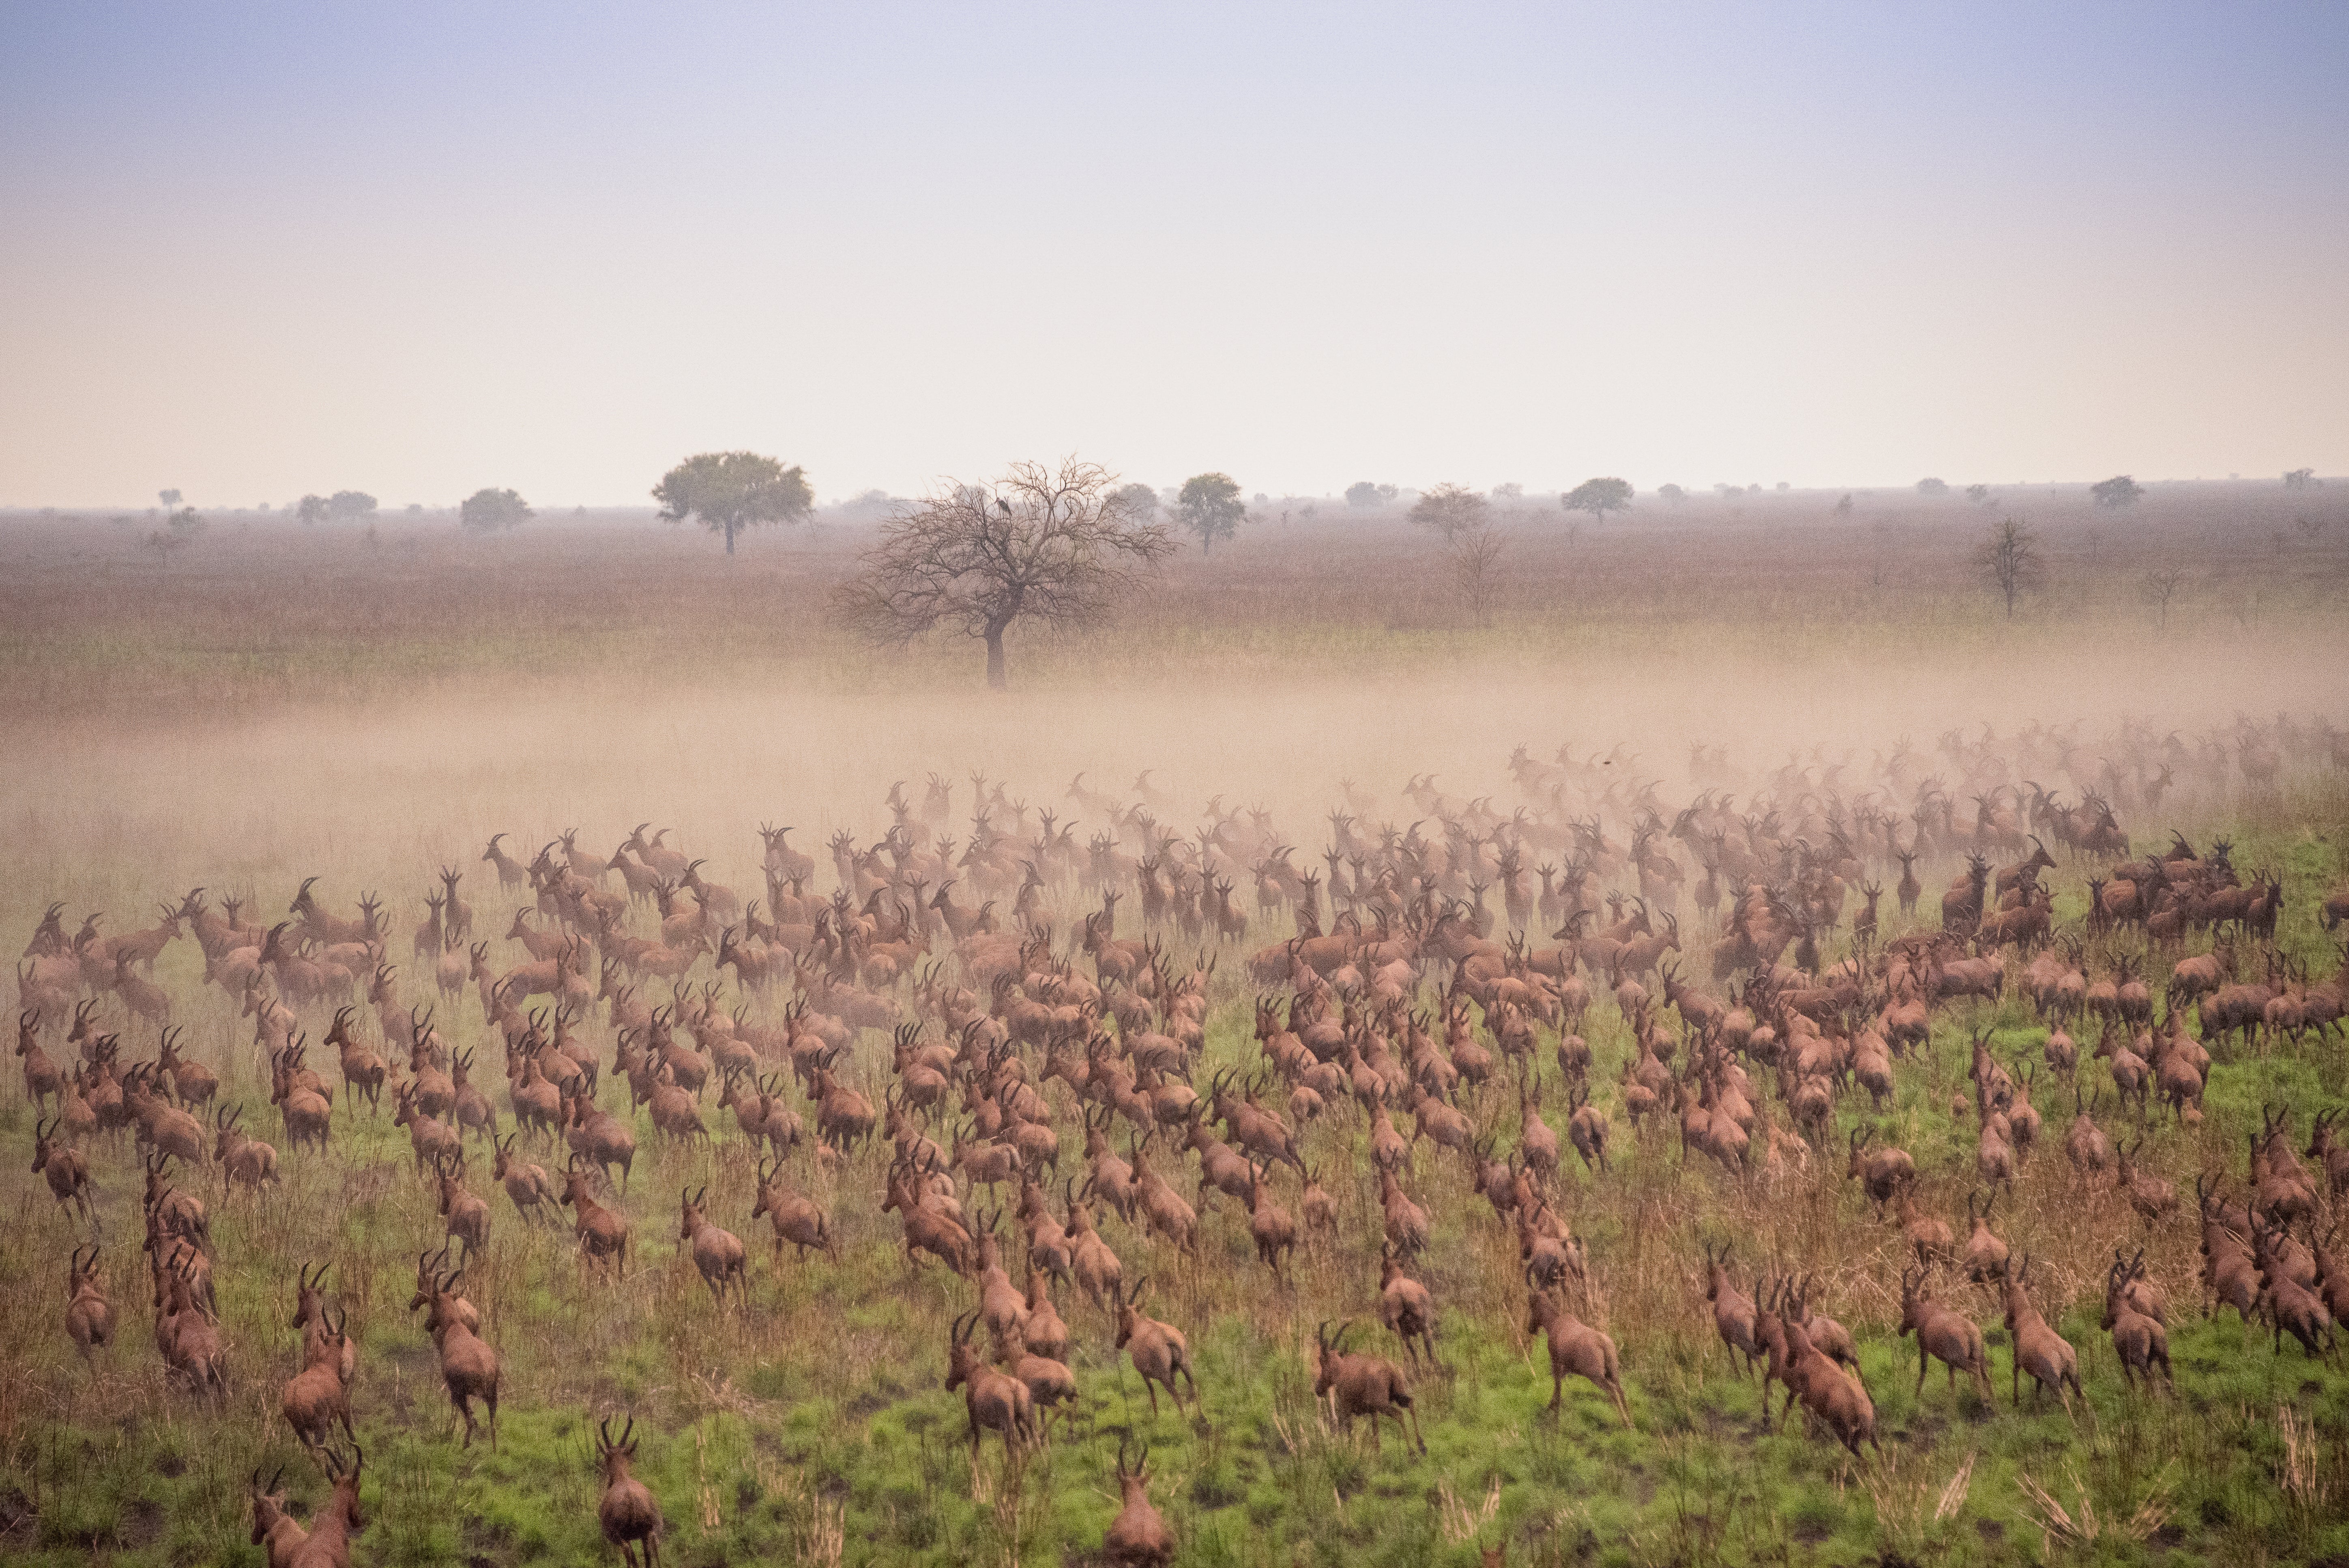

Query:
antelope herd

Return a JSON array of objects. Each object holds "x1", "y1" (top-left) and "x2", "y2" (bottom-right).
[{"x1": 10, "y1": 711, "x2": 2349, "y2": 1563}]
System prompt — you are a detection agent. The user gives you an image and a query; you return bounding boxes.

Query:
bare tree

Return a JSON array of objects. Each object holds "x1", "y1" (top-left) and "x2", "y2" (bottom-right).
[
  {"x1": 1450, "y1": 518, "x2": 1506, "y2": 627},
  {"x1": 1974, "y1": 516, "x2": 2044, "y2": 619},
  {"x1": 837, "y1": 457, "x2": 1174, "y2": 689},
  {"x1": 2140, "y1": 566, "x2": 2186, "y2": 627}
]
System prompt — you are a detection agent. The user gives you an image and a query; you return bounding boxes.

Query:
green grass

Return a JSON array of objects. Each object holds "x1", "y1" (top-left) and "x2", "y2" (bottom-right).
[{"x1": 8, "y1": 809, "x2": 2349, "y2": 1568}]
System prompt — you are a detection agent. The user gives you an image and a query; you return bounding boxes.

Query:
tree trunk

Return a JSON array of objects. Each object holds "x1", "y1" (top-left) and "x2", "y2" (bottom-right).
[
  {"x1": 725, "y1": 520, "x2": 737, "y2": 556},
  {"x1": 984, "y1": 629, "x2": 1007, "y2": 690}
]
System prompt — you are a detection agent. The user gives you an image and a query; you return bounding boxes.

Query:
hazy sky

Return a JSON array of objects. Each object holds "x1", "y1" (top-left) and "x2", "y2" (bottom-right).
[{"x1": 3, "y1": 3, "x2": 2344, "y2": 508}]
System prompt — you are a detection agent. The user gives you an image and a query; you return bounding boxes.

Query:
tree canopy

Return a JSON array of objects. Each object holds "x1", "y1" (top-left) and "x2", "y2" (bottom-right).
[
  {"x1": 1344, "y1": 481, "x2": 1396, "y2": 510},
  {"x1": 1408, "y1": 482, "x2": 1489, "y2": 540},
  {"x1": 653, "y1": 451, "x2": 812, "y2": 554},
  {"x1": 327, "y1": 490, "x2": 377, "y2": 523},
  {"x1": 1562, "y1": 477, "x2": 1633, "y2": 520},
  {"x1": 2090, "y1": 474, "x2": 2145, "y2": 509},
  {"x1": 1916, "y1": 477, "x2": 1949, "y2": 496},
  {"x1": 460, "y1": 488, "x2": 533, "y2": 532},
  {"x1": 1175, "y1": 472, "x2": 1246, "y2": 554},
  {"x1": 835, "y1": 457, "x2": 1175, "y2": 689}
]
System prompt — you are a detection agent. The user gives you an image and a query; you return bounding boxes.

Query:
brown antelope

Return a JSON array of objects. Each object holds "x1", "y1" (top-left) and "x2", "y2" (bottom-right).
[
  {"x1": 32, "y1": 1113, "x2": 97, "y2": 1224},
  {"x1": 1314, "y1": 1318, "x2": 1425, "y2": 1454},
  {"x1": 562, "y1": 1156, "x2": 632, "y2": 1277},
  {"x1": 751, "y1": 1155, "x2": 833, "y2": 1260},
  {"x1": 17, "y1": 1008, "x2": 64, "y2": 1112},
  {"x1": 679, "y1": 1186, "x2": 750, "y2": 1308},
  {"x1": 280, "y1": 1302, "x2": 357, "y2": 1450},
  {"x1": 64, "y1": 1244, "x2": 116, "y2": 1367},
  {"x1": 1846, "y1": 1126, "x2": 1916, "y2": 1217},
  {"x1": 945, "y1": 1310, "x2": 1037, "y2": 1456},
  {"x1": 266, "y1": 1443, "x2": 366, "y2": 1568},
  {"x1": 408, "y1": 1246, "x2": 481, "y2": 1337},
  {"x1": 1897, "y1": 1266, "x2": 1991, "y2": 1403},
  {"x1": 1526, "y1": 1288, "x2": 1631, "y2": 1426},
  {"x1": 2100, "y1": 1251, "x2": 2173, "y2": 1392},
  {"x1": 1378, "y1": 1247, "x2": 1439, "y2": 1368},
  {"x1": 1243, "y1": 1160, "x2": 1299, "y2": 1277},
  {"x1": 416, "y1": 1265, "x2": 501, "y2": 1446},
  {"x1": 1700, "y1": 1242, "x2": 1761, "y2": 1377},
  {"x1": 1103, "y1": 1437, "x2": 1174, "y2": 1568},
  {"x1": 215, "y1": 1103, "x2": 281, "y2": 1195},
  {"x1": 1998, "y1": 1255, "x2": 2081, "y2": 1411},
  {"x1": 1781, "y1": 1281, "x2": 1878, "y2": 1456},
  {"x1": 433, "y1": 1153, "x2": 492, "y2": 1262},
  {"x1": 393, "y1": 1082, "x2": 458, "y2": 1173},
  {"x1": 596, "y1": 1416, "x2": 666, "y2": 1568},
  {"x1": 492, "y1": 1132, "x2": 562, "y2": 1226},
  {"x1": 1960, "y1": 1189, "x2": 2009, "y2": 1283},
  {"x1": 155, "y1": 1025, "x2": 217, "y2": 1110},
  {"x1": 1114, "y1": 1278, "x2": 1198, "y2": 1417}
]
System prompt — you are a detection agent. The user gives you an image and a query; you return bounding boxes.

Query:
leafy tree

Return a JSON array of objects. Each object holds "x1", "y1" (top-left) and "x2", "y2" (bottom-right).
[
  {"x1": 158, "y1": 488, "x2": 181, "y2": 509},
  {"x1": 326, "y1": 490, "x2": 376, "y2": 523},
  {"x1": 2089, "y1": 474, "x2": 2145, "y2": 509},
  {"x1": 1490, "y1": 482, "x2": 1523, "y2": 499},
  {"x1": 1175, "y1": 473, "x2": 1246, "y2": 554},
  {"x1": 836, "y1": 457, "x2": 1174, "y2": 689},
  {"x1": 653, "y1": 451, "x2": 813, "y2": 555},
  {"x1": 1345, "y1": 481, "x2": 1385, "y2": 510},
  {"x1": 1917, "y1": 477, "x2": 1949, "y2": 496},
  {"x1": 2284, "y1": 468, "x2": 2317, "y2": 490},
  {"x1": 1834, "y1": 493, "x2": 1854, "y2": 517},
  {"x1": 1408, "y1": 482, "x2": 1489, "y2": 541},
  {"x1": 296, "y1": 494, "x2": 329, "y2": 526},
  {"x1": 1965, "y1": 483, "x2": 1991, "y2": 504},
  {"x1": 1109, "y1": 483, "x2": 1158, "y2": 524},
  {"x1": 1656, "y1": 483, "x2": 1685, "y2": 502},
  {"x1": 460, "y1": 488, "x2": 534, "y2": 532},
  {"x1": 1974, "y1": 516, "x2": 2044, "y2": 618},
  {"x1": 1562, "y1": 477, "x2": 1633, "y2": 521}
]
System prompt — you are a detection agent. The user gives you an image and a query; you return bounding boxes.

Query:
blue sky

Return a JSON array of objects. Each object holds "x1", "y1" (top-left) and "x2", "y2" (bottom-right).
[{"x1": 2, "y1": 2, "x2": 2343, "y2": 507}]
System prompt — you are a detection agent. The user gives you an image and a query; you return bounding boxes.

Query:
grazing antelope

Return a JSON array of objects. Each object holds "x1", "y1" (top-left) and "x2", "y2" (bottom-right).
[
  {"x1": 596, "y1": 1416, "x2": 666, "y2": 1568},
  {"x1": 1314, "y1": 1318, "x2": 1425, "y2": 1454}
]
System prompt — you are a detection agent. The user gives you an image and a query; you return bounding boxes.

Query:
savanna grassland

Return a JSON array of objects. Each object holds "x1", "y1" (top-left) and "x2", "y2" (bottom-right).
[{"x1": 3, "y1": 481, "x2": 2349, "y2": 1568}]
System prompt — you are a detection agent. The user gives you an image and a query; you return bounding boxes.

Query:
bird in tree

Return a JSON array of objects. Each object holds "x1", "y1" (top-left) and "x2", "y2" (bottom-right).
[
  {"x1": 836, "y1": 457, "x2": 1175, "y2": 689},
  {"x1": 653, "y1": 451, "x2": 813, "y2": 555},
  {"x1": 1562, "y1": 477, "x2": 1633, "y2": 522},
  {"x1": 1175, "y1": 473, "x2": 1246, "y2": 554}
]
